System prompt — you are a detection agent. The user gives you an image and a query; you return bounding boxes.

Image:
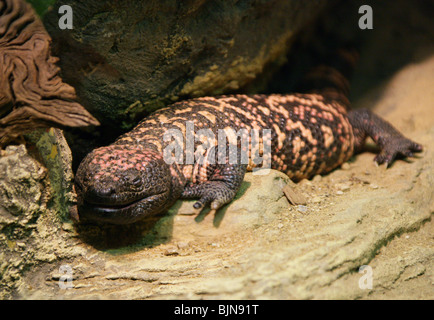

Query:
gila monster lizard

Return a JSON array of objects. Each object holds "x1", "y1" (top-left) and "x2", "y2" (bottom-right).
[{"x1": 74, "y1": 50, "x2": 422, "y2": 224}]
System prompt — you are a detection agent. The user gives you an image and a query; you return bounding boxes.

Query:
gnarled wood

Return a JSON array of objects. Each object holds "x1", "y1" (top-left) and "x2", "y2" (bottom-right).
[{"x1": 0, "y1": 0, "x2": 99, "y2": 145}]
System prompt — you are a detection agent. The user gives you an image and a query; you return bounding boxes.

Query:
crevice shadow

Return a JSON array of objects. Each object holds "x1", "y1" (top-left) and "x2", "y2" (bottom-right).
[
  {"x1": 254, "y1": 0, "x2": 434, "y2": 108},
  {"x1": 74, "y1": 210, "x2": 175, "y2": 253}
]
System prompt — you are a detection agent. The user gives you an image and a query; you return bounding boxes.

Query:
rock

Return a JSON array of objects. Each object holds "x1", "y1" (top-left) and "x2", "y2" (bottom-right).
[
  {"x1": 164, "y1": 246, "x2": 179, "y2": 256},
  {"x1": 336, "y1": 183, "x2": 351, "y2": 192},
  {"x1": 311, "y1": 196, "x2": 322, "y2": 204},
  {"x1": 164, "y1": 170, "x2": 293, "y2": 239},
  {"x1": 0, "y1": 144, "x2": 49, "y2": 296},
  {"x1": 0, "y1": 133, "x2": 83, "y2": 299},
  {"x1": 43, "y1": 0, "x2": 329, "y2": 132},
  {"x1": 0, "y1": 145, "x2": 48, "y2": 225},
  {"x1": 176, "y1": 242, "x2": 190, "y2": 250},
  {"x1": 341, "y1": 163, "x2": 350, "y2": 170},
  {"x1": 283, "y1": 184, "x2": 307, "y2": 205},
  {"x1": 297, "y1": 205, "x2": 308, "y2": 213},
  {"x1": 312, "y1": 175, "x2": 322, "y2": 182},
  {"x1": 26, "y1": 128, "x2": 76, "y2": 220}
]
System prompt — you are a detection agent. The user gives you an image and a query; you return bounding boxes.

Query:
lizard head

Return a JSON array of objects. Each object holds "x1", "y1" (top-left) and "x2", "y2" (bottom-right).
[{"x1": 75, "y1": 144, "x2": 174, "y2": 224}]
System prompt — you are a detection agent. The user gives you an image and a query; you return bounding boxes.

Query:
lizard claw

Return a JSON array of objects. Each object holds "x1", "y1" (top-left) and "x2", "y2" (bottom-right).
[{"x1": 374, "y1": 138, "x2": 423, "y2": 167}]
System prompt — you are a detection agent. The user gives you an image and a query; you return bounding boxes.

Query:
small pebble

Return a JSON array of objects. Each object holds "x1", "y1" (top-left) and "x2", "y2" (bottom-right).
[
  {"x1": 369, "y1": 184, "x2": 379, "y2": 189},
  {"x1": 337, "y1": 183, "x2": 350, "y2": 191},
  {"x1": 341, "y1": 163, "x2": 350, "y2": 170},
  {"x1": 336, "y1": 190, "x2": 344, "y2": 195},
  {"x1": 277, "y1": 223, "x2": 284, "y2": 229},
  {"x1": 164, "y1": 246, "x2": 179, "y2": 256},
  {"x1": 311, "y1": 196, "x2": 322, "y2": 203},
  {"x1": 177, "y1": 242, "x2": 190, "y2": 249},
  {"x1": 312, "y1": 175, "x2": 322, "y2": 182},
  {"x1": 299, "y1": 179, "x2": 312, "y2": 186},
  {"x1": 297, "y1": 205, "x2": 308, "y2": 213},
  {"x1": 62, "y1": 223, "x2": 75, "y2": 232}
]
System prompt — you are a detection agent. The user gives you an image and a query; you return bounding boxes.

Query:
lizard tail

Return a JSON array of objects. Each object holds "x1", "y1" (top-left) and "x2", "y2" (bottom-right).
[{"x1": 297, "y1": 46, "x2": 359, "y2": 109}]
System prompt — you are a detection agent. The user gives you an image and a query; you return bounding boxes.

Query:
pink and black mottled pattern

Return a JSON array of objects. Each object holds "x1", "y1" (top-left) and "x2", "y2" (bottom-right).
[{"x1": 75, "y1": 52, "x2": 422, "y2": 224}]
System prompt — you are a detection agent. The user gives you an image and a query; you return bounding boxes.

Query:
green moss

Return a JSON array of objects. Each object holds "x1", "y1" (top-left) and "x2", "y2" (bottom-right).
[
  {"x1": 121, "y1": 99, "x2": 167, "y2": 130},
  {"x1": 26, "y1": 128, "x2": 75, "y2": 222},
  {"x1": 26, "y1": 0, "x2": 56, "y2": 17}
]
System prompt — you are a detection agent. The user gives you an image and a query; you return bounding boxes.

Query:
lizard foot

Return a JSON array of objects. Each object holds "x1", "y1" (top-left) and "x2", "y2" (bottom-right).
[{"x1": 374, "y1": 136, "x2": 423, "y2": 167}]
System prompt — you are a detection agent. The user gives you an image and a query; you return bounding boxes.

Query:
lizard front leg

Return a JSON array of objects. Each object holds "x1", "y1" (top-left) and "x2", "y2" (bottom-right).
[{"x1": 181, "y1": 162, "x2": 247, "y2": 212}]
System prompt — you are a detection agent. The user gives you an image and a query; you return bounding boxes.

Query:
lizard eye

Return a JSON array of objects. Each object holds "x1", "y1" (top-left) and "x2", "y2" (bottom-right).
[{"x1": 131, "y1": 176, "x2": 142, "y2": 187}]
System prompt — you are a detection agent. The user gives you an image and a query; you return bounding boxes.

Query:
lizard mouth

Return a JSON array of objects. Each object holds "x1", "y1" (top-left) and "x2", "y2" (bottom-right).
[
  {"x1": 84, "y1": 196, "x2": 145, "y2": 211},
  {"x1": 78, "y1": 191, "x2": 170, "y2": 224}
]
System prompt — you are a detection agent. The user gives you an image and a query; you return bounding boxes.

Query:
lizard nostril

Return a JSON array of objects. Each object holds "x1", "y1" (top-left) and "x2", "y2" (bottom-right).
[
  {"x1": 98, "y1": 186, "x2": 115, "y2": 197},
  {"x1": 84, "y1": 185, "x2": 116, "y2": 204}
]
